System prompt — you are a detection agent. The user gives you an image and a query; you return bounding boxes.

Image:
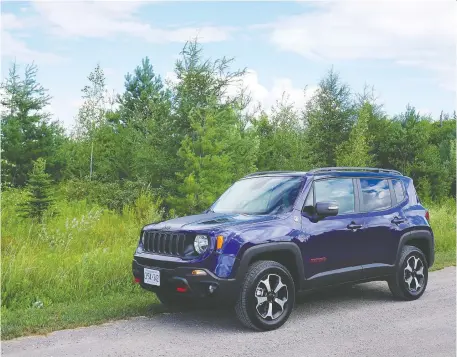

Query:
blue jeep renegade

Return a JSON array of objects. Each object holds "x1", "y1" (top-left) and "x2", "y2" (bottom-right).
[{"x1": 132, "y1": 167, "x2": 434, "y2": 331}]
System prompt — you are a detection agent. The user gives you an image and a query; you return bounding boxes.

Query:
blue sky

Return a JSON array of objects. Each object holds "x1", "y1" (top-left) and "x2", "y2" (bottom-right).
[{"x1": 2, "y1": 1, "x2": 455, "y2": 130}]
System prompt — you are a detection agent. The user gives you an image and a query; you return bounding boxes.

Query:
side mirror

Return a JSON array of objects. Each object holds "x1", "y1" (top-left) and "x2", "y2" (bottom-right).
[{"x1": 315, "y1": 201, "x2": 339, "y2": 217}]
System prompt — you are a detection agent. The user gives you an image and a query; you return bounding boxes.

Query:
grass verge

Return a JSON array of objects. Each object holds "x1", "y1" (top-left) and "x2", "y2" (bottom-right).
[
  {"x1": 430, "y1": 251, "x2": 456, "y2": 271},
  {"x1": 1, "y1": 290, "x2": 162, "y2": 340},
  {"x1": 428, "y1": 198, "x2": 456, "y2": 270}
]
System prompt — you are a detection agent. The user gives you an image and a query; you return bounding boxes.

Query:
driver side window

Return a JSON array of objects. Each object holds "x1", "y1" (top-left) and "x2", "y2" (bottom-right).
[{"x1": 314, "y1": 178, "x2": 355, "y2": 214}]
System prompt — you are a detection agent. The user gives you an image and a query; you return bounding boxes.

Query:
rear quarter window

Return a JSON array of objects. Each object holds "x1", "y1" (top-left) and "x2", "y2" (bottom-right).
[{"x1": 392, "y1": 179, "x2": 406, "y2": 203}]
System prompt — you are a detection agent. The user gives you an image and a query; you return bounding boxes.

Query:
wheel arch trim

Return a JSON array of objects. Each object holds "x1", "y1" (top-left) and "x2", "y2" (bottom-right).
[
  {"x1": 235, "y1": 242, "x2": 305, "y2": 290},
  {"x1": 396, "y1": 229, "x2": 435, "y2": 267}
]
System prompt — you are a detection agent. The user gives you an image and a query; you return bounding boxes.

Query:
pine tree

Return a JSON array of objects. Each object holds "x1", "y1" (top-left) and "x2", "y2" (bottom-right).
[
  {"x1": 1, "y1": 62, "x2": 64, "y2": 187},
  {"x1": 117, "y1": 57, "x2": 169, "y2": 129},
  {"x1": 20, "y1": 158, "x2": 54, "y2": 221},
  {"x1": 171, "y1": 99, "x2": 240, "y2": 215},
  {"x1": 114, "y1": 57, "x2": 174, "y2": 187},
  {"x1": 171, "y1": 39, "x2": 247, "y2": 139},
  {"x1": 303, "y1": 68, "x2": 355, "y2": 167},
  {"x1": 335, "y1": 102, "x2": 374, "y2": 167},
  {"x1": 255, "y1": 94, "x2": 308, "y2": 171},
  {"x1": 164, "y1": 39, "x2": 251, "y2": 208}
]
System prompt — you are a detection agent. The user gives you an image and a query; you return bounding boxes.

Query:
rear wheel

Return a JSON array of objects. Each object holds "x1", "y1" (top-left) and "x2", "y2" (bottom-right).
[
  {"x1": 388, "y1": 245, "x2": 428, "y2": 300},
  {"x1": 235, "y1": 260, "x2": 295, "y2": 331}
]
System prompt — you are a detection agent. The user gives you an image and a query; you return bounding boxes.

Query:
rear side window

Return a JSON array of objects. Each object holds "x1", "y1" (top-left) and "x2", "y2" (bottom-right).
[
  {"x1": 314, "y1": 178, "x2": 355, "y2": 214},
  {"x1": 360, "y1": 178, "x2": 392, "y2": 211},
  {"x1": 392, "y1": 179, "x2": 405, "y2": 203}
]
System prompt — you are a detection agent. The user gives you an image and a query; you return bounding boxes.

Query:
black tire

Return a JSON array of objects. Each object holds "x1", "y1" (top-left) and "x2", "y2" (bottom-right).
[
  {"x1": 388, "y1": 245, "x2": 429, "y2": 300},
  {"x1": 235, "y1": 260, "x2": 295, "y2": 331}
]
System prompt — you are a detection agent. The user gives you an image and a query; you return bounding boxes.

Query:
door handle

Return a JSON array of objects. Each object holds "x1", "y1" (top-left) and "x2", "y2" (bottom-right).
[
  {"x1": 391, "y1": 217, "x2": 405, "y2": 225},
  {"x1": 347, "y1": 222, "x2": 362, "y2": 230}
]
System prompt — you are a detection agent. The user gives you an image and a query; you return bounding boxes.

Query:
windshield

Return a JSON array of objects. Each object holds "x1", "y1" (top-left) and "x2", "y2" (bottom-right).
[{"x1": 211, "y1": 176, "x2": 305, "y2": 215}]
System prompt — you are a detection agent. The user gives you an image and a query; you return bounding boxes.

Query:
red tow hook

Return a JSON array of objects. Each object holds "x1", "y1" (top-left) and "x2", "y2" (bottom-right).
[{"x1": 134, "y1": 277, "x2": 141, "y2": 284}]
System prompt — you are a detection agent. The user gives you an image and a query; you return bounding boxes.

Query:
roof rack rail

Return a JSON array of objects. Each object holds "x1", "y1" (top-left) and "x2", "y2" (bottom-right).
[
  {"x1": 308, "y1": 167, "x2": 402, "y2": 175},
  {"x1": 244, "y1": 171, "x2": 299, "y2": 177}
]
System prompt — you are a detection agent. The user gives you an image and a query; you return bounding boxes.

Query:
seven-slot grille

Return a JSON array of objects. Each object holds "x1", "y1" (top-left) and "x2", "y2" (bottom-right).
[{"x1": 143, "y1": 231, "x2": 191, "y2": 257}]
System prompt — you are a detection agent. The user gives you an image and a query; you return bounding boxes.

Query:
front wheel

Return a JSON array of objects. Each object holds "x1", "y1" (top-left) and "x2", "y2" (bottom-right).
[
  {"x1": 388, "y1": 245, "x2": 429, "y2": 300},
  {"x1": 235, "y1": 260, "x2": 295, "y2": 331}
]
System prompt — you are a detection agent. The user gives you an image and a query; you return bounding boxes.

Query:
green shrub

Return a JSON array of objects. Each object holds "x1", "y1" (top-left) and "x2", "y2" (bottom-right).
[{"x1": 59, "y1": 179, "x2": 155, "y2": 212}]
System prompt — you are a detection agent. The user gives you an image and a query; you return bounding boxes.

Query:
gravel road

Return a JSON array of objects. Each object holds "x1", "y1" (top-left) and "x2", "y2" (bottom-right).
[{"x1": 3, "y1": 267, "x2": 455, "y2": 357}]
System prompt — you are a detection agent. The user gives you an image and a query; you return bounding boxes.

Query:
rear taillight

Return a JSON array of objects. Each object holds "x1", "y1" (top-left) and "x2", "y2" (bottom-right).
[{"x1": 425, "y1": 211, "x2": 430, "y2": 222}]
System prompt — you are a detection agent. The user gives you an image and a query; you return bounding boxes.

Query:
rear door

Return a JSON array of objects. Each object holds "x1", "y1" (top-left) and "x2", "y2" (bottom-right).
[{"x1": 357, "y1": 177, "x2": 408, "y2": 278}]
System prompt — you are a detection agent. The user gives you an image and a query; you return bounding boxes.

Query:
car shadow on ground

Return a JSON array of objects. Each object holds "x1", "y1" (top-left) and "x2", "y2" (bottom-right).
[
  {"x1": 296, "y1": 281, "x2": 394, "y2": 304},
  {"x1": 141, "y1": 281, "x2": 396, "y2": 333}
]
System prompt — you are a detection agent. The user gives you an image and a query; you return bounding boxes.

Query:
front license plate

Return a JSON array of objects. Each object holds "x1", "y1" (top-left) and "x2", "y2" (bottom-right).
[{"x1": 144, "y1": 268, "x2": 160, "y2": 286}]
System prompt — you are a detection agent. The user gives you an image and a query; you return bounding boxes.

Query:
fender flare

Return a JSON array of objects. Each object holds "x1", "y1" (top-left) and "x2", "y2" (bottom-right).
[
  {"x1": 234, "y1": 242, "x2": 305, "y2": 290},
  {"x1": 396, "y1": 229, "x2": 435, "y2": 267}
]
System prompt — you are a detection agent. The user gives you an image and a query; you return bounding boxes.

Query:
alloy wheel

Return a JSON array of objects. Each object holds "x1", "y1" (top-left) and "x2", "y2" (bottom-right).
[
  {"x1": 254, "y1": 274, "x2": 288, "y2": 320},
  {"x1": 404, "y1": 255, "x2": 425, "y2": 294}
]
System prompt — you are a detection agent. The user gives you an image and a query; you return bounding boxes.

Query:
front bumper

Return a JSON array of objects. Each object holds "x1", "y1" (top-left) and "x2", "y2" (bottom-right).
[{"x1": 132, "y1": 258, "x2": 239, "y2": 302}]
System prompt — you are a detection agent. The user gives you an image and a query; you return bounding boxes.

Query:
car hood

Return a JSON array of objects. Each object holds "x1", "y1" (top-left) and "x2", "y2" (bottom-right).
[{"x1": 143, "y1": 212, "x2": 280, "y2": 232}]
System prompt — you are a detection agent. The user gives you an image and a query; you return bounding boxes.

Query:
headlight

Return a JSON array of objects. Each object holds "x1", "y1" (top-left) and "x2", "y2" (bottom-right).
[{"x1": 194, "y1": 235, "x2": 209, "y2": 254}]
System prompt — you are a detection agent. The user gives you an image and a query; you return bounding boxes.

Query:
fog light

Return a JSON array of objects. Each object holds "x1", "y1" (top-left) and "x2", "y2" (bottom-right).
[{"x1": 192, "y1": 270, "x2": 207, "y2": 276}]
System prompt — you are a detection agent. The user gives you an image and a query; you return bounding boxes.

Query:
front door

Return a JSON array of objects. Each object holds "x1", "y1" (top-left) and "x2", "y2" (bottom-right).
[{"x1": 301, "y1": 177, "x2": 364, "y2": 287}]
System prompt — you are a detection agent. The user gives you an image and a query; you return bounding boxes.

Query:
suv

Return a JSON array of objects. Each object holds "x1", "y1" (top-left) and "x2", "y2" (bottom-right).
[{"x1": 132, "y1": 167, "x2": 434, "y2": 331}]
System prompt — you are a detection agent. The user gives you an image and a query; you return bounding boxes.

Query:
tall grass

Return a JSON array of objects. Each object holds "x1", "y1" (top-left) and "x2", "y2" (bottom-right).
[
  {"x1": 1, "y1": 188, "x2": 163, "y2": 310},
  {"x1": 427, "y1": 198, "x2": 456, "y2": 269}
]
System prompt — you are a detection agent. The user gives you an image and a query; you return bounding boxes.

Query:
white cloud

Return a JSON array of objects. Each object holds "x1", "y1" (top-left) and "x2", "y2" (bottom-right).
[
  {"x1": 165, "y1": 71, "x2": 179, "y2": 86},
  {"x1": 1, "y1": 31, "x2": 64, "y2": 65},
  {"x1": 1, "y1": 12, "x2": 64, "y2": 65},
  {"x1": 262, "y1": 1, "x2": 456, "y2": 91},
  {"x1": 2, "y1": 13, "x2": 24, "y2": 30},
  {"x1": 226, "y1": 69, "x2": 317, "y2": 114},
  {"x1": 49, "y1": 86, "x2": 121, "y2": 132},
  {"x1": 31, "y1": 1, "x2": 235, "y2": 43}
]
